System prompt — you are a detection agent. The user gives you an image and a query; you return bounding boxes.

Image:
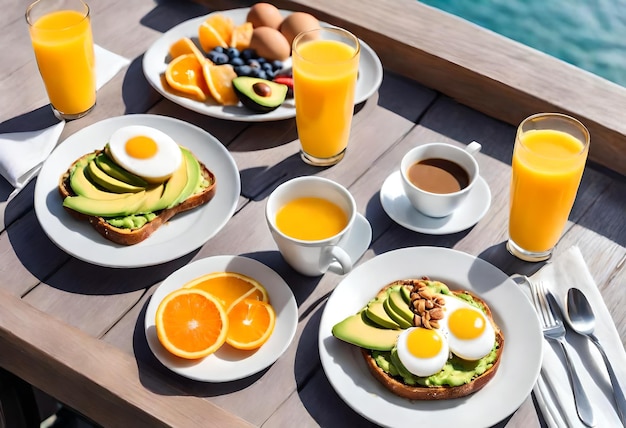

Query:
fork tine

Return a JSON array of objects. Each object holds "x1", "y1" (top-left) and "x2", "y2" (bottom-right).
[{"x1": 536, "y1": 281, "x2": 556, "y2": 326}]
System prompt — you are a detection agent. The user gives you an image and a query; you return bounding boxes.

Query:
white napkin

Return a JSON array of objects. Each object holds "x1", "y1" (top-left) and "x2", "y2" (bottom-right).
[
  {"x1": 525, "y1": 246, "x2": 626, "y2": 427},
  {"x1": 0, "y1": 45, "x2": 130, "y2": 197}
]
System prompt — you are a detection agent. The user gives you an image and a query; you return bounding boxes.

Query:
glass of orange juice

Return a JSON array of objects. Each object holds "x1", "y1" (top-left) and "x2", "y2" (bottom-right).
[
  {"x1": 507, "y1": 113, "x2": 590, "y2": 262},
  {"x1": 292, "y1": 27, "x2": 360, "y2": 166},
  {"x1": 26, "y1": 0, "x2": 96, "y2": 120}
]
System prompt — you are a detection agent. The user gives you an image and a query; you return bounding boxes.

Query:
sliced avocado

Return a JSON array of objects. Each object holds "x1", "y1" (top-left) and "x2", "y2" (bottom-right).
[
  {"x1": 70, "y1": 162, "x2": 130, "y2": 201},
  {"x1": 400, "y1": 284, "x2": 411, "y2": 304},
  {"x1": 383, "y1": 297, "x2": 413, "y2": 329},
  {"x1": 86, "y1": 160, "x2": 145, "y2": 194},
  {"x1": 388, "y1": 287, "x2": 415, "y2": 325},
  {"x1": 135, "y1": 184, "x2": 165, "y2": 214},
  {"x1": 95, "y1": 154, "x2": 148, "y2": 187},
  {"x1": 332, "y1": 311, "x2": 402, "y2": 351},
  {"x1": 171, "y1": 147, "x2": 201, "y2": 206},
  {"x1": 63, "y1": 191, "x2": 146, "y2": 217},
  {"x1": 232, "y1": 76, "x2": 288, "y2": 113},
  {"x1": 365, "y1": 299, "x2": 401, "y2": 329},
  {"x1": 152, "y1": 152, "x2": 188, "y2": 211}
]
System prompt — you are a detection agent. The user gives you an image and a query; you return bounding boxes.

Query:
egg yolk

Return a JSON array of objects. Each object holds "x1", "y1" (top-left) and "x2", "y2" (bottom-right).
[
  {"x1": 449, "y1": 307, "x2": 486, "y2": 340},
  {"x1": 125, "y1": 136, "x2": 158, "y2": 159},
  {"x1": 407, "y1": 327, "x2": 443, "y2": 359}
]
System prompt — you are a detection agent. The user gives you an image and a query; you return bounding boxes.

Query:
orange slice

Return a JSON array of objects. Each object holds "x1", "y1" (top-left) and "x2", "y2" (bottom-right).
[
  {"x1": 230, "y1": 22, "x2": 253, "y2": 50},
  {"x1": 226, "y1": 299, "x2": 276, "y2": 350},
  {"x1": 155, "y1": 288, "x2": 229, "y2": 359},
  {"x1": 168, "y1": 37, "x2": 206, "y2": 64},
  {"x1": 183, "y1": 271, "x2": 269, "y2": 311},
  {"x1": 198, "y1": 22, "x2": 229, "y2": 52},
  {"x1": 165, "y1": 53, "x2": 210, "y2": 101},
  {"x1": 204, "y1": 14, "x2": 234, "y2": 45},
  {"x1": 202, "y1": 62, "x2": 239, "y2": 105}
]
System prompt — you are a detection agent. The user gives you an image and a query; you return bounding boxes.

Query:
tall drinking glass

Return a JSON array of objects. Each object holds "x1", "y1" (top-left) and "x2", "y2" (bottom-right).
[
  {"x1": 26, "y1": 0, "x2": 96, "y2": 120},
  {"x1": 507, "y1": 113, "x2": 590, "y2": 262},
  {"x1": 292, "y1": 27, "x2": 360, "y2": 166}
]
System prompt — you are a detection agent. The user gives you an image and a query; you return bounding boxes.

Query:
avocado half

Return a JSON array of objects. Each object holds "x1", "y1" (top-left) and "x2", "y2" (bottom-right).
[{"x1": 232, "y1": 76, "x2": 288, "y2": 113}]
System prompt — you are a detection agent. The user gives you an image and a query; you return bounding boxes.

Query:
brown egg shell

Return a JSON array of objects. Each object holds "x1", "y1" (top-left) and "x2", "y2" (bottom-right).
[
  {"x1": 279, "y1": 12, "x2": 321, "y2": 46},
  {"x1": 246, "y1": 3, "x2": 284, "y2": 29},
  {"x1": 249, "y1": 27, "x2": 291, "y2": 62}
]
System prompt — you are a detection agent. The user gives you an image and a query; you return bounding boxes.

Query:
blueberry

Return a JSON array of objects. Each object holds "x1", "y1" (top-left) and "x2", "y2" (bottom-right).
[
  {"x1": 230, "y1": 57, "x2": 245, "y2": 67},
  {"x1": 247, "y1": 59, "x2": 261, "y2": 69},
  {"x1": 234, "y1": 65, "x2": 252, "y2": 76},
  {"x1": 213, "y1": 46, "x2": 225, "y2": 54},
  {"x1": 226, "y1": 47, "x2": 239, "y2": 59},
  {"x1": 265, "y1": 70, "x2": 276, "y2": 80},
  {"x1": 262, "y1": 62, "x2": 273, "y2": 72},
  {"x1": 271, "y1": 60, "x2": 284, "y2": 71},
  {"x1": 241, "y1": 48, "x2": 256, "y2": 61},
  {"x1": 209, "y1": 52, "x2": 229, "y2": 65},
  {"x1": 256, "y1": 57, "x2": 267, "y2": 65}
]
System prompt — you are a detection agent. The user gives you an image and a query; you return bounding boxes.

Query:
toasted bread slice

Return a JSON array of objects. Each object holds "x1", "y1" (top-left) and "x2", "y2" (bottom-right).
[
  {"x1": 361, "y1": 278, "x2": 504, "y2": 400},
  {"x1": 58, "y1": 149, "x2": 217, "y2": 245}
]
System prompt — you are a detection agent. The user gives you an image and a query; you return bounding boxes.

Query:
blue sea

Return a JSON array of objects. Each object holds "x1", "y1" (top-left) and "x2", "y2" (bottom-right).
[{"x1": 420, "y1": 0, "x2": 626, "y2": 87}]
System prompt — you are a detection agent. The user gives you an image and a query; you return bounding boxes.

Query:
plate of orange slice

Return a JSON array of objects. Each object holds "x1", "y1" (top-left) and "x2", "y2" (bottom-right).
[
  {"x1": 144, "y1": 255, "x2": 298, "y2": 382},
  {"x1": 142, "y1": 7, "x2": 383, "y2": 121}
]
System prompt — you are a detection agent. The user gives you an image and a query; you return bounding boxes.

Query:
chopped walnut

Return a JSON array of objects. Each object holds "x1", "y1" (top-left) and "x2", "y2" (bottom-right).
[{"x1": 409, "y1": 281, "x2": 445, "y2": 330}]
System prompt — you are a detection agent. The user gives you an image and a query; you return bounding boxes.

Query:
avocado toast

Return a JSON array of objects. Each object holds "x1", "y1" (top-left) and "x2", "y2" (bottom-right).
[
  {"x1": 58, "y1": 146, "x2": 216, "y2": 245},
  {"x1": 332, "y1": 278, "x2": 504, "y2": 400}
]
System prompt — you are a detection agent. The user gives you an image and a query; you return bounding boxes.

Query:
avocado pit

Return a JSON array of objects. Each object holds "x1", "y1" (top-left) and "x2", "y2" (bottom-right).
[{"x1": 232, "y1": 76, "x2": 288, "y2": 113}]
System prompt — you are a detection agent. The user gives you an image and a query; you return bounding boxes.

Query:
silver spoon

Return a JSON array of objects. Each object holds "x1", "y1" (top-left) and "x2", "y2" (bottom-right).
[{"x1": 566, "y1": 287, "x2": 626, "y2": 427}]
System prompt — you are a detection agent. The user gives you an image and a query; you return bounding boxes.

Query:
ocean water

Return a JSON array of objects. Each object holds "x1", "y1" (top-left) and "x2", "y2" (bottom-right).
[{"x1": 420, "y1": 0, "x2": 626, "y2": 87}]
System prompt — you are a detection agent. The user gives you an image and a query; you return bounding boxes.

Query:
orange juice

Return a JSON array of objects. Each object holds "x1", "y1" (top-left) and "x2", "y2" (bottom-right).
[
  {"x1": 28, "y1": 6, "x2": 95, "y2": 118},
  {"x1": 276, "y1": 197, "x2": 348, "y2": 241},
  {"x1": 509, "y1": 128, "x2": 588, "y2": 254},
  {"x1": 292, "y1": 29, "x2": 360, "y2": 165}
]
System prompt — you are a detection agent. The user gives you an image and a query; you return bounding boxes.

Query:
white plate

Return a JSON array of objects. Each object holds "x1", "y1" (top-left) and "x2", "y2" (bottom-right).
[
  {"x1": 380, "y1": 170, "x2": 491, "y2": 235},
  {"x1": 319, "y1": 247, "x2": 543, "y2": 428},
  {"x1": 145, "y1": 255, "x2": 298, "y2": 382},
  {"x1": 142, "y1": 8, "x2": 384, "y2": 122},
  {"x1": 34, "y1": 115, "x2": 240, "y2": 268}
]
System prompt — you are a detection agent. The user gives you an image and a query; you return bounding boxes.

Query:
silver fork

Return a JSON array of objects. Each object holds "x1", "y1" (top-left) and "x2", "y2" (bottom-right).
[{"x1": 530, "y1": 280, "x2": 596, "y2": 427}]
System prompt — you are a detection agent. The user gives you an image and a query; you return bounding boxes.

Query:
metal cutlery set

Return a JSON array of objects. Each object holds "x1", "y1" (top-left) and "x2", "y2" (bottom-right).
[{"x1": 527, "y1": 277, "x2": 626, "y2": 427}]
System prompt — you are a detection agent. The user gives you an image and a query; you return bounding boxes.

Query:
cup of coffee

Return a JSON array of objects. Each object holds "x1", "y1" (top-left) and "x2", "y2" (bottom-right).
[
  {"x1": 400, "y1": 141, "x2": 481, "y2": 217},
  {"x1": 266, "y1": 176, "x2": 357, "y2": 276}
]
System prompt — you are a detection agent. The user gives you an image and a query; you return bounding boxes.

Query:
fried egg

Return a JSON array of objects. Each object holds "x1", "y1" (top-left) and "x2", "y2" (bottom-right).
[
  {"x1": 396, "y1": 327, "x2": 449, "y2": 377},
  {"x1": 438, "y1": 295, "x2": 496, "y2": 361},
  {"x1": 108, "y1": 125, "x2": 182, "y2": 183}
]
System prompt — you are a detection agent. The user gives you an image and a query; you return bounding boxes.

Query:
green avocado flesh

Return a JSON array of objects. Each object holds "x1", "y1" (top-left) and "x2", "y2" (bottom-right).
[
  {"x1": 232, "y1": 77, "x2": 288, "y2": 113},
  {"x1": 332, "y1": 281, "x2": 500, "y2": 387},
  {"x1": 63, "y1": 147, "x2": 207, "y2": 229}
]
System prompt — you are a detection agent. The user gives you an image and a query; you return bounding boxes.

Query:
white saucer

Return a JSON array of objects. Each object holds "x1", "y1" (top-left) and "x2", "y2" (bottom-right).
[
  {"x1": 328, "y1": 213, "x2": 372, "y2": 274},
  {"x1": 380, "y1": 170, "x2": 491, "y2": 235}
]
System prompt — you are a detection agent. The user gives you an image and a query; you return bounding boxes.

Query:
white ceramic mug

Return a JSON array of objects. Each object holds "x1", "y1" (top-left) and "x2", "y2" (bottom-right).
[
  {"x1": 266, "y1": 176, "x2": 357, "y2": 276},
  {"x1": 400, "y1": 141, "x2": 482, "y2": 217}
]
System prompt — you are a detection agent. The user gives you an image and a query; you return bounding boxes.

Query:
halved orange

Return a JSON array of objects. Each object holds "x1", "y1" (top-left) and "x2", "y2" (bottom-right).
[
  {"x1": 226, "y1": 299, "x2": 276, "y2": 350},
  {"x1": 230, "y1": 22, "x2": 253, "y2": 50},
  {"x1": 202, "y1": 62, "x2": 239, "y2": 105},
  {"x1": 155, "y1": 288, "x2": 229, "y2": 360},
  {"x1": 198, "y1": 22, "x2": 229, "y2": 52},
  {"x1": 165, "y1": 53, "x2": 210, "y2": 101},
  {"x1": 168, "y1": 37, "x2": 206, "y2": 64},
  {"x1": 183, "y1": 271, "x2": 269, "y2": 311}
]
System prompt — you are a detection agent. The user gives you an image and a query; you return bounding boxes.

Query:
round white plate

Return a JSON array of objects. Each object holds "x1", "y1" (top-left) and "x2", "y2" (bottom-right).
[
  {"x1": 380, "y1": 170, "x2": 491, "y2": 235},
  {"x1": 319, "y1": 247, "x2": 543, "y2": 428},
  {"x1": 34, "y1": 115, "x2": 240, "y2": 268},
  {"x1": 142, "y1": 8, "x2": 384, "y2": 122},
  {"x1": 145, "y1": 255, "x2": 298, "y2": 382}
]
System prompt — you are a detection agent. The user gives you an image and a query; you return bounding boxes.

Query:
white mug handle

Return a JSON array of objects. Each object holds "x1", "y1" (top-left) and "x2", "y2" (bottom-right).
[
  {"x1": 327, "y1": 245, "x2": 353, "y2": 275},
  {"x1": 466, "y1": 141, "x2": 482, "y2": 155}
]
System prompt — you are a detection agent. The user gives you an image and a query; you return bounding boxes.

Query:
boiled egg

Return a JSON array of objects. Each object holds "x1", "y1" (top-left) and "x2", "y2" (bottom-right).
[
  {"x1": 108, "y1": 125, "x2": 182, "y2": 183},
  {"x1": 438, "y1": 295, "x2": 496, "y2": 361},
  {"x1": 396, "y1": 327, "x2": 450, "y2": 377}
]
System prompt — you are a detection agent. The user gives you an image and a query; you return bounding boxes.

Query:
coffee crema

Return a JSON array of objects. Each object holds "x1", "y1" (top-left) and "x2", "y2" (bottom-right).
[
  {"x1": 276, "y1": 197, "x2": 348, "y2": 241},
  {"x1": 407, "y1": 158, "x2": 470, "y2": 194}
]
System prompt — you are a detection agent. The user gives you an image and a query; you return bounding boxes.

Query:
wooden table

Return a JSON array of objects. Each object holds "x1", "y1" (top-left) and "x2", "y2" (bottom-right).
[{"x1": 1, "y1": 0, "x2": 624, "y2": 426}]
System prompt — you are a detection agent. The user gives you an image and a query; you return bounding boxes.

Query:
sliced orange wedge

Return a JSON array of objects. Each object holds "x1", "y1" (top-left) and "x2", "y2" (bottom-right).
[
  {"x1": 183, "y1": 271, "x2": 269, "y2": 312},
  {"x1": 198, "y1": 22, "x2": 229, "y2": 52},
  {"x1": 230, "y1": 22, "x2": 253, "y2": 50},
  {"x1": 202, "y1": 62, "x2": 239, "y2": 105},
  {"x1": 226, "y1": 299, "x2": 276, "y2": 350},
  {"x1": 204, "y1": 14, "x2": 234, "y2": 45},
  {"x1": 168, "y1": 37, "x2": 206, "y2": 64},
  {"x1": 165, "y1": 53, "x2": 210, "y2": 101}
]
